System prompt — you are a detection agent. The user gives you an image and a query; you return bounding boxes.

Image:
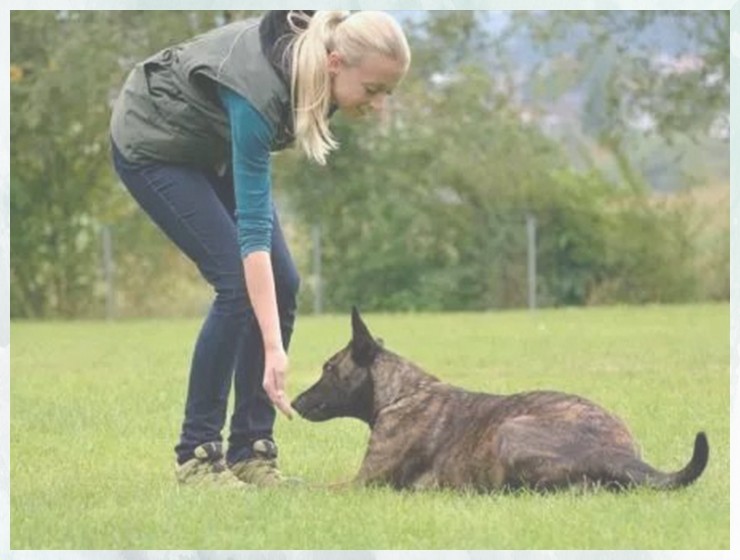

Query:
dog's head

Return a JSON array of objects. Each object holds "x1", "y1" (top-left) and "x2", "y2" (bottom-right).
[{"x1": 291, "y1": 307, "x2": 381, "y2": 424}]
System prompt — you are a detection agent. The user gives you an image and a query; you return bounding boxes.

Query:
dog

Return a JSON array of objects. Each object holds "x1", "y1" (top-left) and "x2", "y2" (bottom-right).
[{"x1": 291, "y1": 308, "x2": 709, "y2": 492}]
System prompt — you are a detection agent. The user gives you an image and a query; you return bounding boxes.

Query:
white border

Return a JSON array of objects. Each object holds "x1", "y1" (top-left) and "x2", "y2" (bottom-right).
[{"x1": 2, "y1": 2, "x2": 737, "y2": 559}]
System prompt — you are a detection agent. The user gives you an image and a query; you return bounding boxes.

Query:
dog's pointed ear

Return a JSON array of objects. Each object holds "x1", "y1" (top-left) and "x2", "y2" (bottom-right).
[
  {"x1": 351, "y1": 306, "x2": 380, "y2": 367},
  {"x1": 352, "y1": 306, "x2": 373, "y2": 339}
]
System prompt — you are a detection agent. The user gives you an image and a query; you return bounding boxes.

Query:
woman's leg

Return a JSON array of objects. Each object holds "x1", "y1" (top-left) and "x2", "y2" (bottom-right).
[{"x1": 111, "y1": 144, "x2": 249, "y2": 465}]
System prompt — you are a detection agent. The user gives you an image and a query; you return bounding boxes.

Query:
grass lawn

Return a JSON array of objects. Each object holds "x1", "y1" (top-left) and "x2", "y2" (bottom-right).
[{"x1": 10, "y1": 304, "x2": 729, "y2": 549}]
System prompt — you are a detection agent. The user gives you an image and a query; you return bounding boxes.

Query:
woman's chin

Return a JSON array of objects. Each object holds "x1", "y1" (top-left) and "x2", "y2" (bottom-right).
[{"x1": 340, "y1": 106, "x2": 367, "y2": 119}]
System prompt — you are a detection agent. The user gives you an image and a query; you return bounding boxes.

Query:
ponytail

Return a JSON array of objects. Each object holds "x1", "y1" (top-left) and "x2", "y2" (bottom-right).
[{"x1": 288, "y1": 11, "x2": 348, "y2": 165}]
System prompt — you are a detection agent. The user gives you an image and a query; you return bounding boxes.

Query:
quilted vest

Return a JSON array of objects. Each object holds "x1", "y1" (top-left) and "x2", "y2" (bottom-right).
[{"x1": 110, "y1": 17, "x2": 294, "y2": 169}]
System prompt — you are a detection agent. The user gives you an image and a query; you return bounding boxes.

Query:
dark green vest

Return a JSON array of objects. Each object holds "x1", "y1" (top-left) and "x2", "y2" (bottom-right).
[{"x1": 110, "y1": 17, "x2": 294, "y2": 168}]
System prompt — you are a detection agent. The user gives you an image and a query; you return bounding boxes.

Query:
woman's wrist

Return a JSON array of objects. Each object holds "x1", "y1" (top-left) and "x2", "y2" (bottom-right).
[{"x1": 263, "y1": 338, "x2": 284, "y2": 353}]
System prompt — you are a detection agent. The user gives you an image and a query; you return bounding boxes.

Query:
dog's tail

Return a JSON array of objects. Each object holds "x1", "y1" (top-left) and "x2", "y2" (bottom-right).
[{"x1": 618, "y1": 432, "x2": 709, "y2": 490}]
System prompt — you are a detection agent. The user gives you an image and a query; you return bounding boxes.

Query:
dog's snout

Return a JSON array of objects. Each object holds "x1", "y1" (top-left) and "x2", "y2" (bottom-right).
[
  {"x1": 291, "y1": 384, "x2": 337, "y2": 422},
  {"x1": 291, "y1": 394, "x2": 307, "y2": 416}
]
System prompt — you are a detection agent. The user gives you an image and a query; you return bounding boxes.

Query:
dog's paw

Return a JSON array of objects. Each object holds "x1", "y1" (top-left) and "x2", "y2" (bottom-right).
[{"x1": 324, "y1": 479, "x2": 360, "y2": 492}]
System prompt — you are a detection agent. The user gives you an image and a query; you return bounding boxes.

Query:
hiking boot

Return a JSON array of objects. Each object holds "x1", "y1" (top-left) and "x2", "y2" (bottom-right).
[
  {"x1": 228, "y1": 439, "x2": 301, "y2": 487},
  {"x1": 176, "y1": 442, "x2": 246, "y2": 488}
]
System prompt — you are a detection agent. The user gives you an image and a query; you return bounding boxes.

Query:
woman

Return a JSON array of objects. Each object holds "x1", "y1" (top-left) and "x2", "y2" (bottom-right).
[{"x1": 110, "y1": 10, "x2": 410, "y2": 486}]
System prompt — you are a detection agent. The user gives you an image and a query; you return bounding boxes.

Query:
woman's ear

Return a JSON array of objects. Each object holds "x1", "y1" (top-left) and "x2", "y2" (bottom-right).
[{"x1": 327, "y1": 50, "x2": 342, "y2": 76}]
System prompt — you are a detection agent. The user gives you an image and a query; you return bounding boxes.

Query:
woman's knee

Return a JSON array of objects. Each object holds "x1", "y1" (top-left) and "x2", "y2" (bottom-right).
[{"x1": 211, "y1": 267, "x2": 250, "y2": 315}]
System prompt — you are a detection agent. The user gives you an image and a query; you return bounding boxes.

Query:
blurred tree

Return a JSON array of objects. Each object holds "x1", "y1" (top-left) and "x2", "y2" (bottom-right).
[
  {"x1": 9, "y1": 11, "x2": 258, "y2": 317},
  {"x1": 503, "y1": 11, "x2": 729, "y2": 190},
  {"x1": 275, "y1": 11, "x2": 706, "y2": 311},
  {"x1": 9, "y1": 10, "x2": 718, "y2": 317}
]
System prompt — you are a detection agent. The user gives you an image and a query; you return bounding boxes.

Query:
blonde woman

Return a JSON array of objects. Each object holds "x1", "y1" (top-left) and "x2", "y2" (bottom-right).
[{"x1": 110, "y1": 10, "x2": 410, "y2": 486}]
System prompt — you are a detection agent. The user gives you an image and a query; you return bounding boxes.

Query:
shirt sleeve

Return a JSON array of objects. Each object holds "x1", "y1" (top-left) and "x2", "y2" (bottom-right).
[{"x1": 218, "y1": 85, "x2": 275, "y2": 257}]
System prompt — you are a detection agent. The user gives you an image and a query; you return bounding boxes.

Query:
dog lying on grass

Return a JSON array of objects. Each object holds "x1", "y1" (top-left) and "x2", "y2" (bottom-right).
[{"x1": 292, "y1": 308, "x2": 708, "y2": 492}]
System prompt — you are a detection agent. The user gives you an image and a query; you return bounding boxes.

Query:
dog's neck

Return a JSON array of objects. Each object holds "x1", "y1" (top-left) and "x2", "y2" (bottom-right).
[{"x1": 369, "y1": 350, "x2": 440, "y2": 418}]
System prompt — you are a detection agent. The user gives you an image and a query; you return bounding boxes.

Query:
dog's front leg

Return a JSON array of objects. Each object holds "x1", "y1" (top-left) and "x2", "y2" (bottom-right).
[
  {"x1": 321, "y1": 479, "x2": 363, "y2": 492},
  {"x1": 354, "y1": 446, "x2": 418, "y2": 489},
  {"x1": 312, "y1": 450, "x2": 400, "y2": 491}
]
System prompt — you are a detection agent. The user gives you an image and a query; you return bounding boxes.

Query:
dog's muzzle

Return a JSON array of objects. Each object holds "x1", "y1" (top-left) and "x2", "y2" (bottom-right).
[{"x1": 291, "y1": 394, "x2": 333, "y2": 422}]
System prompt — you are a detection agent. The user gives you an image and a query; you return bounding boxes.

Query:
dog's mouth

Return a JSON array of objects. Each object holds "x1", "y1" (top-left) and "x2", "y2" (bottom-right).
[{"x1": 291, "y1": 399, "x2": 336, "y2": 422}]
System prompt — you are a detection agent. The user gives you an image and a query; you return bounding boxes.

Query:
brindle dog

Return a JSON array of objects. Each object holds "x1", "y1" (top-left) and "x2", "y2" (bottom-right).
[{"x1": 292, "y1": 308, "x2": 708, "y2": 492}]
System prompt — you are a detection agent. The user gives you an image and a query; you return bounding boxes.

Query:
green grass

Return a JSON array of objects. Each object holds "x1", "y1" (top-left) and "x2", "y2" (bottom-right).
[{"x1": 10, "y1": 304, "x2": 729, "y2": 549}]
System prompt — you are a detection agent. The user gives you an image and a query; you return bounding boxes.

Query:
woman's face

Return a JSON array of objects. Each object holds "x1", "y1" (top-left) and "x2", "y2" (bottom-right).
[{"x1": 328, "y1": 51, "x2": 406, "y2": 118}]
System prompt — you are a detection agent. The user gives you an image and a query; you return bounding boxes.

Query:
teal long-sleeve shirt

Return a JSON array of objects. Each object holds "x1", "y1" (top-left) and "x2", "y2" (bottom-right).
[{"x1": 218, "y1": 85, "x2": 275, "y2": 257}]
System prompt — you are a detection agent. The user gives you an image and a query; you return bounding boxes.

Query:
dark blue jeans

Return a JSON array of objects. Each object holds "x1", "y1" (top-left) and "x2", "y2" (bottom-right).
[{"x1": 111, "y1": 142, "x2": 299, "y2": 465}]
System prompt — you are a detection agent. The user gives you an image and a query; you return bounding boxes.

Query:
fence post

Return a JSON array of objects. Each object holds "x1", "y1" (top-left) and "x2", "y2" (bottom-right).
[
  {"x1": 312, "y1": 223, "x2": 322, "y2": 315},
  {"x1": 526, "y1": 213, "x2": 537, "y2": 310},
  {"x1": 101, "y1": 225, "x2": 116, "y2": 320}
]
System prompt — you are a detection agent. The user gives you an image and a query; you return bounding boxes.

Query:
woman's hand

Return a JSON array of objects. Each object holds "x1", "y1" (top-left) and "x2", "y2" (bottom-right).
[
  {"x1": 263, "y1": 345, "x2": 294, "y2": 420},
  {"x1": 242, "y1": 251, "x2": 295, "y2": 420}
]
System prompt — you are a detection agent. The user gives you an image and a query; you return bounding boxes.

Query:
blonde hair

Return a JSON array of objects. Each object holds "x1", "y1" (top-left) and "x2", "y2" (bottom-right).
[{"x1": 287, "y1": 11, "x2": 411, "y2": 165}]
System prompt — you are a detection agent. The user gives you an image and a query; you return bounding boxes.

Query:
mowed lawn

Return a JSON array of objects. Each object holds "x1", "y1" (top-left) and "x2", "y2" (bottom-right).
[{"x1": 10, "y1": 304, "x2": 729, "y2": 549}]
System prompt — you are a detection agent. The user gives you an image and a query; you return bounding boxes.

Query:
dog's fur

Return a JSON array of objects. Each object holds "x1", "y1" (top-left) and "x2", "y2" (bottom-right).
[{"x1": 292, "y1": 308, "x2": 709, "y2": 492}]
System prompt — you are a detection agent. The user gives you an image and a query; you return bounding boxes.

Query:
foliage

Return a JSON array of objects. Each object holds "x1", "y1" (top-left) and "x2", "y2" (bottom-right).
[
  {"x1": 533, "y1": 169, "x2": 700, "y2": 306},
  {"x1": 9, "y1": 11, "x2": 255, "y2": 318},
  {"x1": 278, "y1": 14, "x2": 712, "y2": 311},
  {"x1": 278, "y1": 65, "x2": 562, "y2": 311},
  {"x1": 9, "y1": 11, "x2": 729, "y2": 317}
]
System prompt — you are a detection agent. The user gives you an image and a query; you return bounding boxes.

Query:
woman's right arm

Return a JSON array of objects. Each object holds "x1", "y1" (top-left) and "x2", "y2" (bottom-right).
[{"x1": 219, "y1": 85, "x2": 293, "y2": 418}]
